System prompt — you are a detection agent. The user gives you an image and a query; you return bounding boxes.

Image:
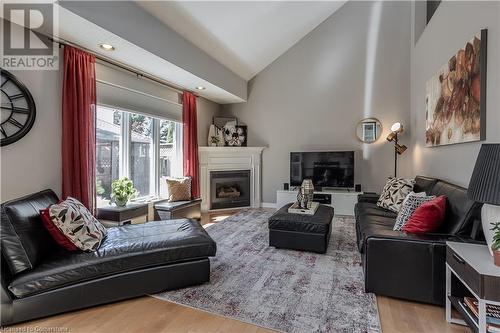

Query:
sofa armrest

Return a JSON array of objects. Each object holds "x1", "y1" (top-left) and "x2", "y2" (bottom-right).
[
  {"x1": 357, "y1": 193, "x2": 379, "y2": 204},
  {"x1": 364, "y1": 235, "x2": 447, "y2": 305}
]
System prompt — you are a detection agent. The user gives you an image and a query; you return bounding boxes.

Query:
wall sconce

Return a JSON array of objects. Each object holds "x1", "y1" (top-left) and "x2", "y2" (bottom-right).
[{"x1": 386, "y1": 122, "x2": 407, "y2": 177}]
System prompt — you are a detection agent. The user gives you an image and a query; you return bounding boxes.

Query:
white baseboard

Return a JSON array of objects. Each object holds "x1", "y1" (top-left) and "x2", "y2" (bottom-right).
[{"x1": 261, "y1": 202, "x2": 277, "y2": 209}]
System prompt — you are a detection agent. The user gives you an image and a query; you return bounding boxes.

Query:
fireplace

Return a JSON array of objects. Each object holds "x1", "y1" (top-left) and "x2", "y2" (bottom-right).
[
  {"x1": 210, "y1": 170, "x2": 251, "y2": 210},
  {"x1": 199, "y1": 147, "x2": 264, "y2": 212}
]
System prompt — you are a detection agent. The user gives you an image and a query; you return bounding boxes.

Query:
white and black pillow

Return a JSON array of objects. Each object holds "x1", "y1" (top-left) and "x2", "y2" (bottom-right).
[
  {"x1": 48, "y1": 197, "x2": 107, "y2": 251},
  {"x1": 393, "y1": 192, "x2": 436, "y2": 231},
  {"x1": 377, "y1": 177, "x2": 415, "y2": 213}
]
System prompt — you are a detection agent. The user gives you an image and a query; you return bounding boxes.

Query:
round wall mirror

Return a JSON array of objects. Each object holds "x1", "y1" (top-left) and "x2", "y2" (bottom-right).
[{"x1": 356, "y1": 118, "x2": 382, "y2": 143}]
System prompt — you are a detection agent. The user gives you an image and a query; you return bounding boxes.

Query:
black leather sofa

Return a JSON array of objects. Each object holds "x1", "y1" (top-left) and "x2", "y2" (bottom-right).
[
  {"x1": 355, "y1": 176, "x2": 483, "y2": 305},
  {"x1": 0, "y1": 190, "x2": 217, "y2": 326}
]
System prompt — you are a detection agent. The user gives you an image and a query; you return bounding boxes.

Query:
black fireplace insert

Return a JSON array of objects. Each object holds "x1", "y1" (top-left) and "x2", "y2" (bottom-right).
[{"x1": 210, "y1": 170, "x2": 251, "y2": 210}]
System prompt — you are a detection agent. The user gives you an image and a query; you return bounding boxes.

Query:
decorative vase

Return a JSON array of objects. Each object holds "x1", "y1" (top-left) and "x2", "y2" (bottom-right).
[
  {"x1": 114, "y1": 197, "x2": 128, "y2": 207},
  {"x1": 494, "y1": 251, "x2": 500, "y2": 267},
  {"x1": 208, "y1": 124, "x2": 216, "y2": 146},
  {"x1": 481, "y1": 204, "x2": 500, "y2": 256},
  {"x1": 217, "y1": 130, "x2": 225, "y2": 147}
]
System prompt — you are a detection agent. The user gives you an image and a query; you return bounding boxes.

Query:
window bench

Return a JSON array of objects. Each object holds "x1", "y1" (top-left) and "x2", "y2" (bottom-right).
[
  {"x1": 97, "y1": 202, "x2": 149, "y2": 227},
  {"x1": 154, "y1": 199, "x2": 202, "y2": 221}
]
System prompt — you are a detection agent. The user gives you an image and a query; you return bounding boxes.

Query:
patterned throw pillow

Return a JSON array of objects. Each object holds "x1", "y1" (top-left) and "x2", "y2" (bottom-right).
[
  {"x1": 166, "y1": 177, "x2": 192, "y2": 201},
  {"x1": 47, "y1": 197, "x2": 107, "y2": 251},
  {"x1": 40, "y1": 209, "x2": 78, "y2": 251},
  {"x1": 377, "y1": 177, "x2": 415, "y2": 213},
  {"x1": 393, "y1": 192, "x2": 436, "y2": 231}
]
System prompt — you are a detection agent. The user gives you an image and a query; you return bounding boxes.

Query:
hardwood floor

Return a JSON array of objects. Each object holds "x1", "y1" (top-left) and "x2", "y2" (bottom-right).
[
  {"x1": 377, "y1": 296, "x2": 471, "y2": 333},
  {"x1": 11, "y1": 295, "x2": 471, "y2": 333},
  {"x1": 7, "y1": 210, "x2": 472, "y2": 333},
  {"x1": 9, "y1": 297, "x2": 273, "y2": 333}
]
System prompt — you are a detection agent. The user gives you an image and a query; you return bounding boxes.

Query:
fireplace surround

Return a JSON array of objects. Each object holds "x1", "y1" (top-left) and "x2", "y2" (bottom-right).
[{"x1": 199, "y1": 147, "x2": 265, "y2": 212}]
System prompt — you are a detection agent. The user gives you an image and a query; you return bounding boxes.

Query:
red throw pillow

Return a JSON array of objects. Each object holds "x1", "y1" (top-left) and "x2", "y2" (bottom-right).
[
  {"x1": 402, "y1": 195, "x2": 446, "y2": 234},
  {"x1": 40, "y1": 209, "x2": 78, "y2": 251}
]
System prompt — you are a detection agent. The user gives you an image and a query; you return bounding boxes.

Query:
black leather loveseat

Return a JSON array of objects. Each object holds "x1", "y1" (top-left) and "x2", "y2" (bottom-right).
[
  {"x1": 0, "y1": 190, "x2": 217, "y2": 325},
  {"x1": 355, "y1": 176, "x2": 483, "y2": 305}
]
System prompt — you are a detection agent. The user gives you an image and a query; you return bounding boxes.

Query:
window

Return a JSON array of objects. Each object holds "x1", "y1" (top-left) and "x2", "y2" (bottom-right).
[
  {"x1": 96, "y1": 107, "x2": 121, "y2": 207},
  {"x1": 130, "y1": 114, "x2": 154, "y2": 197},
  {"x1": 159, "y1": 119, "x2": 183, "y2": 198},
  {"x1": 96, "y1": 106, "x2": 182, "y2": 206}
]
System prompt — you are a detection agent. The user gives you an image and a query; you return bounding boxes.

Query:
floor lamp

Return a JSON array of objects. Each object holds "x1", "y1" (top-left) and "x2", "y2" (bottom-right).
[{"x1": 386, "y1": 122, "x2": 407, "y2": 178}]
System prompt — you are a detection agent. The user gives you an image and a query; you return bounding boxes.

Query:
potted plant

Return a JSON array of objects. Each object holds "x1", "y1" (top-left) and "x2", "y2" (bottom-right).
[
  {"x1": 492, "y1": 222, "x2": 500, "y2": 267},
  {"x1": 111, "y1": 177, "x2": 138, "y2": 207}
]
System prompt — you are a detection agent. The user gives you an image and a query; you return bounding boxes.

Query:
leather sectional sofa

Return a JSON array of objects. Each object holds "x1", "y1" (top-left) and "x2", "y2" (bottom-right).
[
  {"x1": 0, "y1": 190, "x2": 217, "y2": 326},
  {"x1": 355, "y1": 176, "x2": 483, "y2": 305}
]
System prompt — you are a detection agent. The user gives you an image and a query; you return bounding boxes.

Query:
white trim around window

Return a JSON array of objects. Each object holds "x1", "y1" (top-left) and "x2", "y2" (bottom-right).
[{"x1": 95, "y1": 105, "x2": 183, "y2": 204}]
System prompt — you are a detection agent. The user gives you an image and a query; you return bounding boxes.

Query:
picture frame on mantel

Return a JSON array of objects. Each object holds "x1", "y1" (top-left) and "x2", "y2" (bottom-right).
[
  {"x1": 425, "y1": 29, "x2": 487, "y2": 147},
  {"x1": 213, "y1": 116, "x2": 237, "y2": 130}
]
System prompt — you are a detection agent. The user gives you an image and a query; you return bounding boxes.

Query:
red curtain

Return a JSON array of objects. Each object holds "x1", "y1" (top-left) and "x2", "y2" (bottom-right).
[
  {"x1": 61, "y1": 46, "x2": 97, "y2": 212},
  {"x1": 182, "y1": 91, "x2": 200, "y2": 199}
]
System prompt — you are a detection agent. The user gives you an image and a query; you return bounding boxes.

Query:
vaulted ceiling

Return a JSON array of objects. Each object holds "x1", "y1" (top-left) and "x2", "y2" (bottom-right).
[
  {"x1": 6, "y1": 1, "x2": 347, "y2": 103},
  {"x1": 137, "y1": 1, "x2": 347, "y2": 80}
]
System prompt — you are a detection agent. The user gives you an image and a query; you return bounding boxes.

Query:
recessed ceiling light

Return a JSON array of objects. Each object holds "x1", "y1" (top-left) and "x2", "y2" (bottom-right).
[
  {"x1": 195, "y1": 86, "x2": 206, "y2": 90},
  {"x1": 99, "y1": 43, "x2": 115, "y2": 51}
]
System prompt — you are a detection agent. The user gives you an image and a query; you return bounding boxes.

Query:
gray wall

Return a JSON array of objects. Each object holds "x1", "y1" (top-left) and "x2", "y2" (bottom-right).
[
  {"x1": 222, "y1": 1, "x2": 412, "y2": 203},
  {"x1": 410, "y1": 1, "x2": 500, "y2": 188},
  {"x1": 1, "y1": 59, "x2": 63, "y2": 202}
]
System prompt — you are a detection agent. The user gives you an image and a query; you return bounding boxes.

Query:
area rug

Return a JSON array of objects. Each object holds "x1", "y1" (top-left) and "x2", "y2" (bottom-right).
[{"x1": 154, "y1": 209, "x2": 380, "y2": 333}]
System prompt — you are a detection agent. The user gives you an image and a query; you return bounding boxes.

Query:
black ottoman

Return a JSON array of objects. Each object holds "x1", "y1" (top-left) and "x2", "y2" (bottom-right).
[{"x1": 268, "y1": 203, "x2": 334, "y2": 254}]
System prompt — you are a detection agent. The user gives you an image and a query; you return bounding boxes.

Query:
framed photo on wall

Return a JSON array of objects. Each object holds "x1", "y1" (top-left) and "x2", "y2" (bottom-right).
[{"x1": 425, "y1": 29, "x2": 487, "y2": 147}]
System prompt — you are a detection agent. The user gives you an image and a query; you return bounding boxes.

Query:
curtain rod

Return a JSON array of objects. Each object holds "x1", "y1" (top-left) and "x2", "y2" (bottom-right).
[{"x1": 49, "y1": 37, "x2": 195, "y2": 96}]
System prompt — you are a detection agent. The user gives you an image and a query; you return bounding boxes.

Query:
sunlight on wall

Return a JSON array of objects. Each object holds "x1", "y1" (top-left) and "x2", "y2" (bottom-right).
[
  {"x1": 412, "y1": 142, "x2": 423, "y2": 174},
  {"x1": 362, "y1": 1, "x2": 383, "y2": 160}
]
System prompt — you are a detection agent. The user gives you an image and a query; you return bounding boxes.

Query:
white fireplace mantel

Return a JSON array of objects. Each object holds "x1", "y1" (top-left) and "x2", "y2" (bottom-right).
[{"x1": 199, "y1": 146, "x2": 265, "y2": 212}]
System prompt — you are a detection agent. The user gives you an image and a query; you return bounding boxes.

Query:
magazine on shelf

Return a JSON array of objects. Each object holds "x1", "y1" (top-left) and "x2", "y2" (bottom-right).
[
  {"x1": 464, "y1": 297, "x2": 500, "y2": 325},
  {"x1": 489, "y1": 324, "x2": 500, "y2": 333}
]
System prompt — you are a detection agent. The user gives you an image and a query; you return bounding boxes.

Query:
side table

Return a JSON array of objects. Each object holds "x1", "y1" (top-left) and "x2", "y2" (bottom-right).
[
  {"x1": 97, "y1": 202, "x2": 149, "y2": 227},
  {"x1": 446, "y1": 241, "x2": 500, "y2": 333},
  {"x1": 154, "y1": 198, "x2": 201, "y2": 221}
]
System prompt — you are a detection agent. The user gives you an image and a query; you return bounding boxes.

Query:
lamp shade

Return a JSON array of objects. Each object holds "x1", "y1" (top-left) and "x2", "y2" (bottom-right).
[
  {"x1": 468, "y1": 144, "x2": 500, "y2": 205},
  {"x1": 390, "y1": 122, "x2": 403, "y2": 133}
]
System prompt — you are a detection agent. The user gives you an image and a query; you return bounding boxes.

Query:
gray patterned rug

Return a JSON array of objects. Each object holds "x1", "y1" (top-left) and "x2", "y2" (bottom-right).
[{"x1": 154, "y1": 209, "x2": 380, "y2": 333}]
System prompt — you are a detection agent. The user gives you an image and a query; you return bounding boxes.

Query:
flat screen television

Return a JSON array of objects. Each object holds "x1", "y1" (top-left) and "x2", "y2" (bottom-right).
[{"x1": 290, "y1": 151, "x2": 354, "y2": 189}]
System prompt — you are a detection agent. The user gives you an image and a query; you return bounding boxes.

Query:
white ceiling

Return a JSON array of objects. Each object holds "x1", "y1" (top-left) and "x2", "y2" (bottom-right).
[
  {"x1": 137, "y1": 1, "x2": 347, "y2": 80},
  {"x1": 55, "y1": 5, "x2": 244, "y2": 104}
]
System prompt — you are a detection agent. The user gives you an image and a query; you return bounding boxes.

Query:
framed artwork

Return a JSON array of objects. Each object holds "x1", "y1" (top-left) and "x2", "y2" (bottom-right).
[
  {"x1": 425, "y1": 29, "x2": 487, "y2": 147},
  {"x1": 213, "y1": 116, "x2": 237, "y2": 130},
  {"x1": 224, "y1": 124, "x2": 247, "y2": 147}
]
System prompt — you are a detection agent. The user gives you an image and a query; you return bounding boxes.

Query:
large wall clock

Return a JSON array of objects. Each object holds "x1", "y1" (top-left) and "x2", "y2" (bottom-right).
[{"x1": 1, "y1": 69, "x2": 36, "y2": 147}]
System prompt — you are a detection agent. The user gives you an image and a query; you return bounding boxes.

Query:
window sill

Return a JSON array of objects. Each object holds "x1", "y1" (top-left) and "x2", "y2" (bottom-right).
[{"x1": 130, "y1": 196, "x2": 168, "y2": 204}]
